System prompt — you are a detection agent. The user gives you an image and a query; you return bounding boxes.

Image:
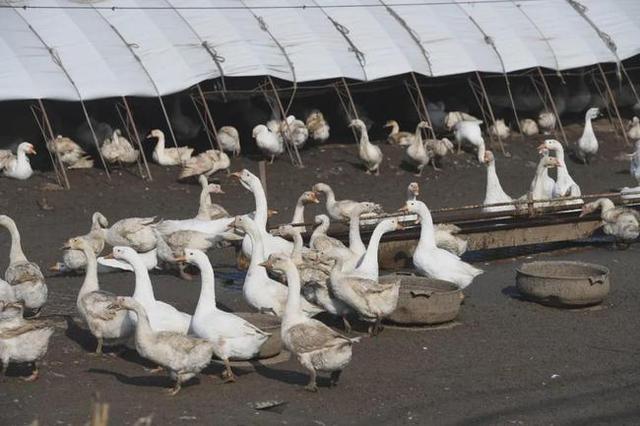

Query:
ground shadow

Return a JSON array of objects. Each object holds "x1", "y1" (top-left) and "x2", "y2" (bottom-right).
[{"x1": 88, "y1": 367, "x2": 176, "y2": 390}]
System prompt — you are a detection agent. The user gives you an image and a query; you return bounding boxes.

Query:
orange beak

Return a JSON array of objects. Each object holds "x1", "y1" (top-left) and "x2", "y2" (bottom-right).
[
  {"x1": 103, "y1": 253, "x2": 114, "y2": 259},
  {"x1": 230, "y1": 171, "x2": 242, "y2": 179},
  {"x1": 396, "y1": 222, "x2": 405, "y2": 231},
  {"x1": 309, "y1": 193, "x2": 320, "y2": 204},
  {"x1": 27, "y1": 146, "x2": 37, "y2": 155},
  {"x1": 397, "y1": 206, "x2": 409, "y2": 214},
  {"x1": 174, "y1": 255, "x2": 187, "y2": 262}
]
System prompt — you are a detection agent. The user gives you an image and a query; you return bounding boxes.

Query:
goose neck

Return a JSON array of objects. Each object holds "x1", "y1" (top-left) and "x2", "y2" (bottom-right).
[
  {"x1": 194, "y1": 256, "x2": 217, "y2": 317},
  {"x1": 289, "y1": 232, "x2": 304, "y2": 263},
  {"x1": 348, "y1": 214, "x2": 365, "y2": 255},
  {"x1": 282, "y1": 262, "x2": 302, "y2": 324},
  {"x1": 129, "y1": 256, "x2": 156, "y2": 302},
  {"x1": 128, "y1": 300, "x2": 153, "y2": 342},
  {"x1": 389, "y1": 122, "x2": 399, "y2": 134},
  {"x1": 486, "y1": 161, "x2": 506, "y2": 194},
  {"x1": 250, "y1": 180, "x2": 269, "y2": 229},
  {"x1": 2, "y1": 220, "x2": 27, "y2": 264},
  {"x1": 78, "y1": 246, "x2": 99, "y2": 300},
  {"x1": 416, "y1": 206, "x2": 436, "y2": 249},
  {"x1": 292, "y1": 199, "x2": 306, "y2": 224},
  {"x1": 358, "y1": 222, "x2": 387, "y2": 270},
  {"x1": 246, "y1": 223, "x2": 267, "y2": 267}
]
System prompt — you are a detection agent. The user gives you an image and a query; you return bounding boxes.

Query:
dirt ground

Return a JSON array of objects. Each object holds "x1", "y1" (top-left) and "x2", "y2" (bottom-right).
[{"x1": 1, "y1": 120, "x2": 639, "y2": 425}]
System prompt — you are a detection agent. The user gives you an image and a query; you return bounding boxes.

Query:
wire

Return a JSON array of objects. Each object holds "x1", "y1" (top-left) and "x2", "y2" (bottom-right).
[{"x1": 0, "y1": 0, "x2": 548, "y2": 11}]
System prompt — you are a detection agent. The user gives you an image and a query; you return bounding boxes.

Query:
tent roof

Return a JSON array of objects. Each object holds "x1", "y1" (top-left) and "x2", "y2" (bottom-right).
[{"x1": 1, "y1": 0, "x2": 638, "y2": 101}]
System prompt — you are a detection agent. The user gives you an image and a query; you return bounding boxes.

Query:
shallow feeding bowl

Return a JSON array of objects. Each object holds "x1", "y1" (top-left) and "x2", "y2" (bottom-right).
[
  {"x1": 380, "y1": 274, "x2": 462, "y2": 325},
  {"x1": 516, "y1": 261, "x2": 610, "y2": 307},
  {"x1": 233, "y1": 313, "x2": 282, "y2": 359}
]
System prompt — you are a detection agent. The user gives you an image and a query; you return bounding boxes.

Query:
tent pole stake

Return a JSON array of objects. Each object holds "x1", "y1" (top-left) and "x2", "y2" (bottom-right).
[
  {"x1": 31, "y1": 101, "x2": 69, "y2": 189},
  {"x1": 266, "y1": 76, "x2": 303, "y2": 168},
  {"x1": 196, "y1": 84, "x2": 222, "y2": 151},
  {"x1": 474, "y1": 72, "x2": 507, "y2": 156},
  {"x1": 408, "y1": 72, "x2": 436, "y2": 139},
  {"x1": 121, "y1": 97, "x2": 152, "y2": 181},
  {"x1": 532, "y1": 69, "x2": 568, "y2": 146},
  {"x1": 597, "y1": 64, "x2": 630, "y2": 146}
]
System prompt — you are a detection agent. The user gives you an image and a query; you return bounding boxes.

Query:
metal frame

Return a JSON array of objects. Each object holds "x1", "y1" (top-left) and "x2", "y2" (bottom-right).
[
  {"x1": 404, "y1": 73, "x2": 436, "y2": 139},
  {"x1": 334, "y1": 78, "x2": 362, "y2": 145},
  {"x1": 468, "y1": 73, "x2": 508, "y2": 156},
  {"x1": 592, "y1": 64, "x2": 630, "y2": 146},
  {"x1": 115, "y1": 98, "x2": 153, "y2": 181},
  {"x1": 527, "y1": 68, "x2": 569, "y2": 146},
  {"x1": 30, "y1": 101, "x2": 69, "y2": 189}
]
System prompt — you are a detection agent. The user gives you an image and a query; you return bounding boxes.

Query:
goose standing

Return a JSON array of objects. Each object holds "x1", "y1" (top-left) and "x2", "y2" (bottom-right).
[
  {"x1": 51, "y1": 212, "x2": 109, "y2": 273},
  {"x1": 444, "y1": 112, "x2": 479, "y2": 131},
  {"x1": 283, "y1": 115, "x2": 309, "y2": 149},
  {"x1": 323, "y1": 248, "x2": 400, "y2": 335},
  {"x1": 181, "y1": 248, "x2": 269, "y2": 382},
  {"x1": 576, "y1": 107, "x2": 600, "y2": 164},
  {"x1": 627, "y1": 117, "x2": 640, "y2": 141},
  {"x1": 524, "y1": 155, "x2": 562, "y2": 208},
  {"x1": 291, "y1": 191, "x2": 320, "y2": 232},
  {"x1": 0, "y1": 142, "x2": 36, "y2": 180},
  {"x1": 108, "y1": 297, "x2": 214, "y2": 395},
  {"x1": 425, "y1": 137, "x2": 454, "y2": 170},
  {"x1": 179, "y1": 149, "x2": 230, "y2": 179},
  {"x1": 538, "y1": 139, "x2": 582, "y2": 203},
  {"x1": 352, "y1": 218, "x2": 403, "y2": 281},
  {"x1": 482, "y1": 151, "x2": 515, "y2": 213},
  {"x1": 67, "y1": 237, "x2": 134, "y2": 354},
  {"x1": 0, "y1": 301, "x2": 55, "y2": 381},
  {"x1": 109, "y1": 247, "x2": 191, "y2": 333},
  {"x1": 148, "y1": 129, "x2": 193, "y2": 166},
  {"x1": 101, "y1": 129, "x2": 139, "y2": 165},
  {"x1": 47, "y1": 135, "x2": 93, "y2": 169},
  {"x1": 537, "y1": 111, "x2": 556, "y2": 135},
  {"x1": 580, "y1": 198, "x2": 640, "y2": 244},
  {"x1": 309, "y1": 214, "x2": 349, "y2": 254},
  {"x1": 453, "y1": 120, "x2": 485, "y2": 162},
  {"x1": 384, "y1": 120, "x2": 414, "y2": 146},
  {"x1": 153, "y1": 229, "x2": 215, "y2": 280},
  {"x1": 231, "y1": 215, "x2": 322, "y2": 317},
  {"x1": 405, "y1": 121, "x2": 433, "y2": 176},
  {"x1": 306, "y1": 110, "x2": 330, "y2": 142},
  {"x1": 217, "y1": 126, "x2": 241, "y2": 157},
  {"x1": 195, "y1": 175, "x2": 229, "y2": 220},
  {"x1": 312, "y1": 182, "x2": 381, "y2": 221},
  {"x1": 349, "y1": 119, "x2": 383, "y2": 175},
  {"x1": 400, "y1": 201, "x2": 482, "y2": 289},
  {"x1": 520, "y1": 119, "x2": 539, "y2": 136},
  {"x1": 261, "y1": 253, "x2": 359, "y2": 392},
  {"x1": 0, "y1": 216, "x2": 47, "y2": 316},
  {"x1": 252, "y1": 124, "x2": 284, "y2": 164}
]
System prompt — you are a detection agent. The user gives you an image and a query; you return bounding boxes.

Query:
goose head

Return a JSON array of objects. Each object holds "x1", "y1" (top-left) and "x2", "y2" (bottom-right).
[
  {"x1": 62, "y1": 236, "x2": 91, "y2": 251},
  {"x1": 18, "y1": 142, "x2": 36, "y2": 155},
  {"x1": 537, "y1": 139, "x2": 563, "y2": 154},
  {"x1": 259, "y1": 252, "x2": 293, "y2": 273},
  {"x1": 348, "y1": 119, "x2": 366, "y2": 131},
  {"x1": 314, "y1": 214, "x2": 330, "y2": 227},
  {"x1": 312, "y1": 182, "x2": 331, "y2": 196},
  {"x1": 300, "y1": 191, "x2": 320, "y2": 205},
  {"x1": 108, "y1": 246, "x2": 139, "y2": 263},
  {"x1": 407, "y1": 182, "x2": 420, "y2": 199},
  {"x1": 631, "y1": 116, "x2": 640, "y2": 126},
  {"x1": 483, "y1": 150, "x2": 495, "y2": 165},
  {"x1": 579, "y1": 201, "x2": 598, "y2": 218},
  {"x1": 252, "y1": 124, "x2": 268, "y2": 138},
  {"x1": 177, "y1": 248, "x2": 208, "y2": 266},
  {"x1": 379, "y1": 218, "x2": 404, "y2": 233},
  {"x1": 146, "y1": 129, "x2": 164, "y2": 141},
  {"x1": 417, "y1": 121, "x2": 431, "y2": 130},
  {"x1": 230, "y1": 169, "x2": 258, "y2": 191},
  {"x1": 92, "y1": 212, "x2": 109, "y2": 228},
  {"x1": 275, "y1": 224, "x2": 296, "y2": 238},
  {"x1": 207, "y1": 183, "x2": 224, "y2": 194},
  {"x1": 383, "y1": 120, "x2": 398, "y2": 128},
  {"x1": 585, "y1": 107, "x2": 600, "y2": 120},
  {"x1": 398, "y1": 200, "x2": 424, "y2": 215}
]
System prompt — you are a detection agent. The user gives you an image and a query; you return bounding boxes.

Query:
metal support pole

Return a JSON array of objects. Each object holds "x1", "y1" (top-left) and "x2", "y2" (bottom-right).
[
  {"x1": 590, "y1": 70, "x2": 620, "y2": 140},
  {"x1": 475, "y1": 72, "x2": 507, "y2": 155},
  {"x1": 266, "y1": 76, "x2": 304, "y2": 168},
  {"x1": 190, "y1": 95, "x2": 217, "y2": 151},
  {"x1": 502, "y1": 73, "x2": 524, "y2": 137},
  {"x1": 30, "y1": 102, "x2": 69, "y2": 189},
  {"x1": 334, "y1": 78, "x2": 361, "y2": 144},
  {"x1": 196, "y1": 84, "x2": 222, "y2": 151},
  {"x1": 407, "y1": 72, "x2": 436, "y2": 139},
  {"x1": 79, "y1": 102, "x2": 110, "y2": 180},
  {"x1": 597, "y1": 64, "x2": 630, "y2": 146},
  {"x1": 535, "y1": 68, "x2": 569, "y2": 146},
  {"x1": 119, "y1": 97, "x2": 152, "y2": 181}
]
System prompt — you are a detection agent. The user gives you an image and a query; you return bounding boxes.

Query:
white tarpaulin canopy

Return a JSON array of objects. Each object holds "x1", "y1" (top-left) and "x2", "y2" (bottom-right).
[{"x1": 1, "y1": 0, "x2": 639, "y2": 101}]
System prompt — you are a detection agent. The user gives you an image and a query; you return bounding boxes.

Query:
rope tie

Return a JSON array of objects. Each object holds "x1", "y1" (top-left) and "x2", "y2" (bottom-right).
[
  {"x1": 328, "y1": 17, "x2": 366, "y2": 67},
  {"x1": 201, "y1": 41, "x2": 226, "y2": 63}
]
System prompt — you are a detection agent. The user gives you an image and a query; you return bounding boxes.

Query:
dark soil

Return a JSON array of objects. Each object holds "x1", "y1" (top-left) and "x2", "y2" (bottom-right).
[{"x1": 1, "y1": 120, "x2": 639, "y2": 425}]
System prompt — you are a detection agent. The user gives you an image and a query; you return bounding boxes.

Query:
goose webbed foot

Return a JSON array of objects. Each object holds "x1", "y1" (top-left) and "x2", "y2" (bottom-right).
[
  {"x1": 304, "y1": 370, "x2": 318, "y2": 392},
  {"x1": 342, "y1": 316, "x2": 352, "y2": 334},
  {"x1": 95, "y1": 338, "x2": 103, "y2": 355},
  {"x1": 368, "y1": 319, "x2": 383, "y2": 336},
  {"x1": 330, "y1": 370, "x2": 342, "y2": 387},
  {"x1": 22, "y1": 364, "x2": 39, "y2": 382},
  {"x1": 222, "y1": 359, "x2": 237, "y2": 383},
  {"x1": 269, "y1": 155, "x2": 275, "y2": 164},
  {"x1": 167, "y1": 379, "x2": 182, "y2": 396},
  {"x1": 145, "y1": 366, "x2": 164, "y2": 374}
]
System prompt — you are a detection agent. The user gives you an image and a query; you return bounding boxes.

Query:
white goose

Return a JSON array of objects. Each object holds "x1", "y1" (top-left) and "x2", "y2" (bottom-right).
[
  {"x1": 0, "y1": 215, "x2": 47, "y2": 315},
  {"x1": 47, "y1": 135, "x2": 93, "y2": 169},
  {"x1": 488, "y1": 119, "x2": 510, "y2": 140},
  {"x1": 401, "y1": 200, "x2": 482, "y2": 289},
  {"x1": 68, "y1": 237, "x2": 134, "y2": 354},
  {"x1": 482, "y1": 151, "x2": 515, "y2": 213},
  {"x1": 283, "y1": 115, "x2": 309, "y2": 149},
  {"x1": 520, "y1": 119, "x2": 539, "y2": 136},
  {"x1": 309, "y1": 214, "x2": 349, "y2": 254},
  {"x1": 108, "y1": 296, "x2": 214, "y2": 396},
  {"x1": 349, "y1": 119, "x2": 383, "y2": 175},
  {"x1": 453, "y1": 120, "x2": 485, "y2": 162},
  {"x1": 576, "y1": 107, "x2": 600, "y2": 164},
  {"x1": 103, "y1": 216, "x2": 157, "y2": 253},
  {"x1": 252, "y1": 124, "x2": 284, "y2": 164},
  {"x1": 0, "y1": 142, "x2": 36, "y2": 180},
  {"x1": 352, "y1": 218, "x2": 403, "y2": 281},
  {"x1": 109, "y1": 246, "x2": 191, "y2": 333},
  {"x1": 195, "y1": 175, "x2": 229, "y2": 220},
  {"x1": 384, "y1": 120, "x2": 414, "y2": 146},
  {"x1": 525, "y1": 155, "x2": 562, "y2": 208},
  {"x1": 233, "y1": 169, "x2": 292, "y2": 260},
  {"x1": 181, "y1": 248, "x2": 269, "y2": 383},
  {"x1": 580, "y1": 198, "x2": 640, "y2": 244},
  {"x1": 101, "y1": 129, "x2": 139, "y2": 165},
  {"x1": 179, "y1": 149, "x2": 230, "y2": 180},
  {"x1": 628, "y1": 140, "x2": 640, "y2": 185},
  {"x1": 217, "y1": 126, "x2": 241, "y2": 157},
  {"x1": 444, "y1": 111, "x2": 479, "y2": 131},
  {"x1": 405, "y1": 121, "x2": 432, "y2": 176},
  {"x1": 291, "y1": 190, "x2": 320, "y2": 232},
  {"x1": 538, "y1": 139, "x2": 582, "y2": 204},
  {"x1": 312, "y1": 182, "x2": 381, "y2": 221},
  {"x1": 232, "y1": 215, "x2": 323, "y2": 317},
  {"x1": 627, "y1": 117, "x2": 640, "y2": 141},
  {"x1": 261, "y1": 253, "x2": 358, "y2": 392},
  {"x1": 306, "y1": 110, "x2": 330, "y2": 142},
  {"x1": 537, "y1": 111, "x2": 556, "y2": 135},
  {"x1": 51, "y1": 212, "x2": 109, "y2": 273},
  {"x1": 148, "y1": 129, "x2": 193, "y2": 166}
]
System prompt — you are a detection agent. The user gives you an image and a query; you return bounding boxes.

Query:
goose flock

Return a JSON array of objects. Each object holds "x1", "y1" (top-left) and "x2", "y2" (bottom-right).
[{"x1": 1, "y1": 104, "x2": 639, "y2": 397}]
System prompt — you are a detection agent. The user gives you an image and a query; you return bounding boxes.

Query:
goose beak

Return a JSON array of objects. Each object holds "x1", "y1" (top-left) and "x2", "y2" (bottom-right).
[
  {"x1": 309, "y1": 193, "x2": 320, "y2": 204},
  {"x1": 536, "y1": 144, "x2": 547, "y2": 153},
  {"x1": 230, "y1": 171, "x2": 242, "y2": 179},
  {"x1": 267, "y1": 209, "x2": 279, "y2": 218},
  {"x1": 103, "y1": 253, "x2": 114, "y2": 259},
  {"x1": 27, "y1": 147, "x2": 37, "y2": 155},
  {"x1": 61, "y1": 243, "x2": 71, "y2": 250},
  {"x1": 397, "y1": 206, "x2": 409, "y2": 214},
  {"x1": 396, "y1": 222, "x2": 405, "y2": 231},
  {"x1": 226, "y1": 222, "x2": 236, "y2": 230},
  {"x1": 259, "y1": 259, "x2": 272, "y2": 269},
  {"x1": 49, "y1": 262, "x2": 62, "y2": 272},
  {"x1": 174, "y1": 255, "x2": 187, "y2": 263}
]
